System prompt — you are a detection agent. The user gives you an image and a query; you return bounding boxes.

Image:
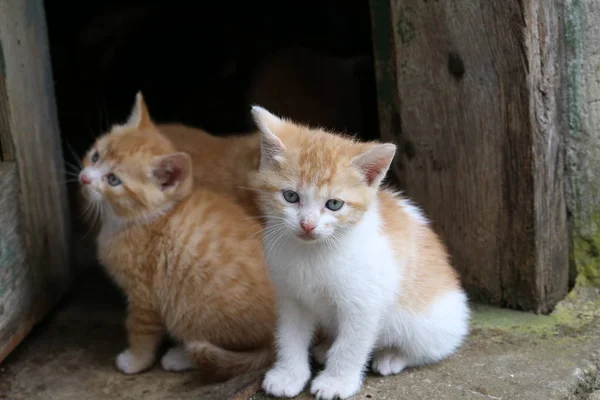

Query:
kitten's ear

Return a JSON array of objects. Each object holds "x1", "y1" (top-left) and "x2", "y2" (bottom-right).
[
  {"x1": 125, "y1": 91, "x2": 153, "y2": 129},
  {"x1": 352, "y1": 143, "x2": 397, "y2": 187},
  {"x1": 151, "y1": 152, "x2": 191, "y2": 190},
  {"x1": 251, "y1": 106, "x2": 286, "y2": 168}
]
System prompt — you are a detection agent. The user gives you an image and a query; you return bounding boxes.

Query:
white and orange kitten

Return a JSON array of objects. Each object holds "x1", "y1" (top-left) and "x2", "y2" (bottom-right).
[{"x1": 251, "y1": 107, "x2": 470, "y2": 400}]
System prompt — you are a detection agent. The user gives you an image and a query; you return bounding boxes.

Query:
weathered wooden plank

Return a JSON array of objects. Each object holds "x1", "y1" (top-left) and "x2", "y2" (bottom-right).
[
  {"x1": 0, "y1": 0, "x2": 71, "y2": 360},
  {"x1": 369, "y1": 0, "x2": 402, "y2": 189},
  {"x1": 527, "y1": 0, "x2": 569, "y2": 309},
  {"x1": 564, "y1": 0, "x2": 600, "y2": 287},
  {"x1": 0, "y1": 41, "x2": 15, "y2": 162},
  {"x1": 371, "y1": 0, "x2": 568, "y2": 312},
  {"x1": 0, "y1": 163, "x2": 32, "y2": 363}
]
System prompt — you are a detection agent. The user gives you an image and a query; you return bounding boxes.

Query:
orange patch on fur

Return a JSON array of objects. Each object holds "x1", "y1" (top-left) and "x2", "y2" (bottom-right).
[
  {"x1": 253, "y1": 112, "x2": 462, "y2": 314},
  {"x1": 81, "y1": 95, "x2": 276, "y2": 380}
]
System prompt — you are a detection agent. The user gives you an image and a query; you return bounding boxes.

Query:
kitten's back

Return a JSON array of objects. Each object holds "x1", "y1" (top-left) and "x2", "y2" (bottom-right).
[
  {"x1": 159, "y1": 123, "x2": 261, "y2": 215},
  {"x1": 378, "y1": 190, "x2": 461, "y2": 312}
]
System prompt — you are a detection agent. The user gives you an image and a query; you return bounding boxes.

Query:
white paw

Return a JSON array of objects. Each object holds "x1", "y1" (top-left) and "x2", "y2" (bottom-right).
[
  {"x1": 312, "y1": 342, "x2": 329, "y2": 365},
  {"x1": 262, "y1": 364, "x2": 311, "y2": 398},
  {"x1": 310, "y1": 372, "x2": 362, "y2": 400},
  {"x1": 161, "y1": 346, "x2": 196, "y2": 372},
  {"x1": 371, "y1": 351, "x2": 407, "y2": 376},
  {"x1": 115, "y1": 349, "x2": 154, "y2": 374}
]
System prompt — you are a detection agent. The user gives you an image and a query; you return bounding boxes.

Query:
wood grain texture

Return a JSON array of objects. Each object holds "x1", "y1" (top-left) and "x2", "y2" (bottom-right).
[
  {"x1": 527, "y1": 0, "x2": 569, "y2": 310},
  {"x1": 371, "y1": 0, "x2": 568, "y2": 312},
  {"x1": 0, "y1": 0, "x2": 71, "y2": 360},
  {"x1": 0, "y1": 40, "x2": 15, "y2": 162},
  {"x1": 0, "y1": 163, "x2": 33, "y2": 364},
  {"x1": 564, "y1": 0, "x2": 600, "y2": 287},
  {"x1": 369, "y1": 0, "x2": 402, "y2": 189}
]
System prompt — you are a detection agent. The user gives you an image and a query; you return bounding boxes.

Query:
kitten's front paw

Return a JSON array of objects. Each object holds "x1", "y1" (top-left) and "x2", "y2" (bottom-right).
[
  {"x1": 371, "y1": 350, "x2": 407, "y2": 376},
  {"x1": 310, "y1": 372, "x2": 362, "y2": 400},
  {"x1": 116, "y1": 349, "x2": 154, "y2": 374},
  {"x1": 262, "y1": 364, "x2": 311, "y2": 398},
  {"x1": 161, "y1": 346, "x2": 196, "y2": 372}
]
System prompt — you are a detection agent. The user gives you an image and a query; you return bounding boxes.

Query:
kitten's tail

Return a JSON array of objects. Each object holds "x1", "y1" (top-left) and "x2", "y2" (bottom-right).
[{"x1": 187, "y1": 341, "x2": 275, "y2": 382}]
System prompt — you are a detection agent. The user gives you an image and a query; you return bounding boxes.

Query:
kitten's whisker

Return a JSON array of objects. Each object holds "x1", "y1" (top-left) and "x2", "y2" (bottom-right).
[
  {"x1": 57, "y1": 178, "x2": 81, "y2": 184},
  {"x1": 65, "y1": 141, "x2": 83, "y2": 168},
  {"x1": 329, "y1": 231, "x2": 343, "y2": 251},
  {"x1": 256, "y1": 225, "x2": 282, "y2": 245},
  {"x1": 80, "y1": 206, "x2": 99, "y2": 241},
  {"x1": 63, "y1": 163, "x2": 81, "y2": 173},
  {"x1": 78, "y1": 195, "x2": 107, "y2": 242},
  {"x1": 256, "y1": 224, "x2": 286, "y2": 253},
  {"x1": 247, "y1": 227, "x2": 268, "y2": 241},
  {"x1": 266, "y1": 228, "x2": 288, "y2": 258},
  {"x1": 263, "y1": 225, "x2": 289, "y2": 256},
  {"x1": 64, "y1": 171, "x2": 81, "y2": 178}
]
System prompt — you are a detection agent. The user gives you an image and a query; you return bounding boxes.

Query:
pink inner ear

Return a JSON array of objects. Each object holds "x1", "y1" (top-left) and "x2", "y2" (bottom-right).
[
  {"x1": 359, "y1": 158, "x2": 389, "y2": 186},
  {"x1": 162, "y1": 165, "x2": 181, "y2": 189},
  {"x1": 152, "y1": 153, "x2": 190, "y2": 190},
  {"x1": 362, "y1": 164, "x2": 380, "y2": 186},
  {"x1": 154, "y1": 161, "x2": 181, "y2": 190},
  {"x1": 354, "y1": 144, "x2": 396, "y2": 186}
]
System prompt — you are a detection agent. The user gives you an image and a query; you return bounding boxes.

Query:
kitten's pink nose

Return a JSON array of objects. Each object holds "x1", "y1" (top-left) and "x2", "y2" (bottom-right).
[
  {"x1": 300, "y1": 221, "x2": 316, "y2": 233},
  {"x1": 79, "y1": 173, "x2": 91, "y2": 185}
]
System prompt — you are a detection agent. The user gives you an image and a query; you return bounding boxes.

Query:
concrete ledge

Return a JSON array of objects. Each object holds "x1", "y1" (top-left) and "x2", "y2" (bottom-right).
[
  {"x1": 2, "y1": 272, "x2": 599, "y2": 400},
  {"x1": 253, "y1": 287, "x2": 600, "y2": 400}
]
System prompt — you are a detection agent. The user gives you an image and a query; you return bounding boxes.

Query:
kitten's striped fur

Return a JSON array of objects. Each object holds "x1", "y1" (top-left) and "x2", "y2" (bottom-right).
[{"x1": 78, "y1": 94, "x2": 276, "y2": 381}]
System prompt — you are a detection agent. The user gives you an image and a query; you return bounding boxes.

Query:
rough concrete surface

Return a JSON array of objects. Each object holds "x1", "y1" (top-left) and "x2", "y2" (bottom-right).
[
  {"x1": 0, "y1": 269, "x2": 261, "y2": 400},
  {"x1": 253, "y1": 286, "x2": 600, "y2": 400},
  {"x1": 1, "y1": 270, "x2": 599, "y2": 400}
]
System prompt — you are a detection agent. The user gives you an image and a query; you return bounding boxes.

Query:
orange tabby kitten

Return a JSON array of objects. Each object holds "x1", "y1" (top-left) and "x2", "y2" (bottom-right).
[
  {"x1": 159, "y1": 123, "x2": 260, "y2": 216},
  {"x1": 77, "y1": 94, "x2": 276, "y2": 380},
  {"x1": 130, "y1": 96, "x2": 262, "y2": 216},
  {"x1": 71, "y1": 94, "x2": 260, "y2": 269}
]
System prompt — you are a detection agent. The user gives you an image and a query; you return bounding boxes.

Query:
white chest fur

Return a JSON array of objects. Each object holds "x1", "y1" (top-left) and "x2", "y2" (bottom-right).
[{"x1": 265, "y1": 207, "x2": 399, "y2": 330}]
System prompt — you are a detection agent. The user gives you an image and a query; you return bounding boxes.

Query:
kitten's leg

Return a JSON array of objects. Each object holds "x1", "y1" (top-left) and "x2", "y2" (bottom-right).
[
  {"x1": 262, "y1": 296, "x2": 316, "y2": 398},
  {"x1": 116, "y1": 305, "x2": 164, "y2": 374},
  {"x1": 310, "y1": 305, "x2": 380, "y2": 400},
  {"x1": 373, "y1": 290, "x2": 470, "y2": 374},
  {"x1": 371, "y1": 348, "x2": 408, "y2": 376},
  {"x1": 161, "y1": 345, "x2": 196, "y2": 372},
  {"x1": 312, "y1": 335, "x2": 333, "y2": 366}
]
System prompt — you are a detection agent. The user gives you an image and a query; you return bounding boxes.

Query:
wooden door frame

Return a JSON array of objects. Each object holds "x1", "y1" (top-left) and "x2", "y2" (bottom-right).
[{"x1": 0, "y1": 0, "x2": 71, "y2": 363}]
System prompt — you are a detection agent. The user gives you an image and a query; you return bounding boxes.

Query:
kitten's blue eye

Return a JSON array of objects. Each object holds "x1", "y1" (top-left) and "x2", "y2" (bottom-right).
[
  {"x1": 107, "y1": 173, "x2": 121, "y2": 187},
  {"x1": 325, "y1": 199, "x2": 344, "y2": 211},
  {"x1": 91, "y1": 151, "x2": 99, "y2": 163},
  {"x1": 282, "y1": 190, "x2": 300, "y2": 203}
]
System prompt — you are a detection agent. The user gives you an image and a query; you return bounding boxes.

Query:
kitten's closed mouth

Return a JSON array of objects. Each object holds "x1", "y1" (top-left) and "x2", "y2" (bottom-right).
[{"x1": 297, "y1": 233, "x2": 318, "y2": 242}]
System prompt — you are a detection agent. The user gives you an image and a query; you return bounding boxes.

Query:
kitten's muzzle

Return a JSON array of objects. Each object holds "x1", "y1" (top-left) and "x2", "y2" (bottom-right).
[
  {"x1": 79, "y1": 173, "x2": 91, "y2": 185},
  {"x1": 300, "y1": 220, "x2": 316, "y2": 233}
]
